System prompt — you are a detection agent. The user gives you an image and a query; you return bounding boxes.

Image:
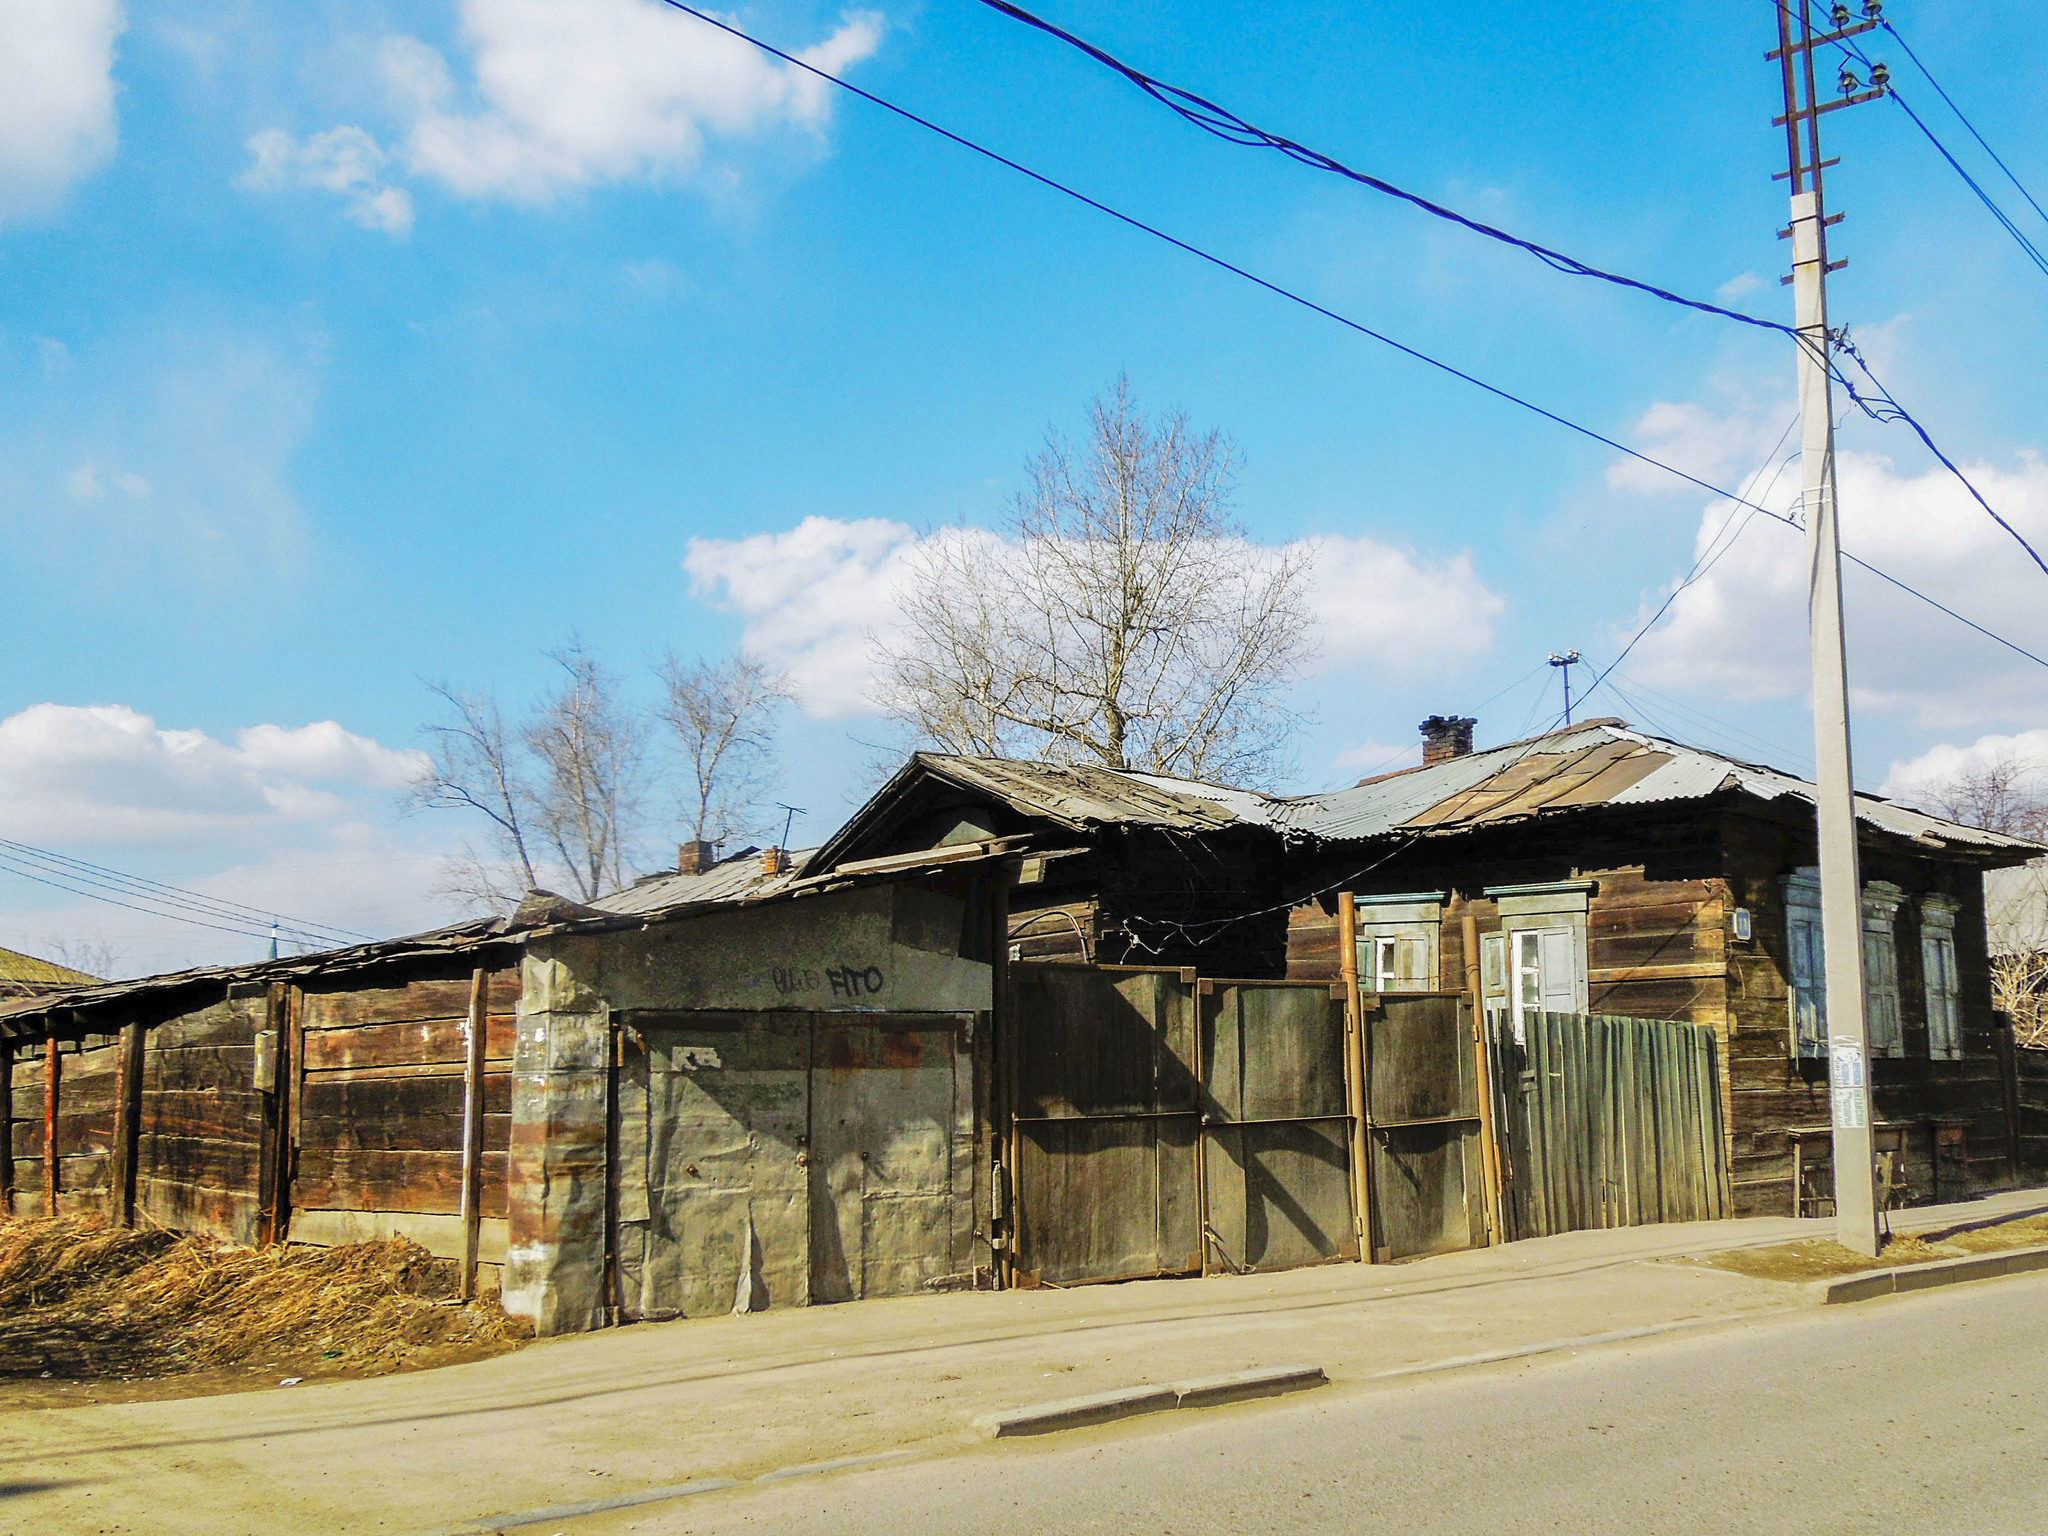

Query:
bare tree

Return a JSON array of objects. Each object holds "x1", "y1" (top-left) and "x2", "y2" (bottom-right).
[
  {"x1": 876, "y1": 377, "x2": 1316, "y2": 785},
  {"x1": 525, "y1": 644, "x2": 645, "y2": 902},
  {"x1": 41, "y1": 936, "x2": 121, "y2": 981},
  {"x1": 1928, "y1": 753, "x2": 2048, "y2": 1046},
  {"x1": 1929, "y1": 753, "x2": 2048, "y2": 842},
  {"x1": 656, "y1": 650, "x2": 792, "y2": 850},
  {"x1": 413, "y1": 682, "x2": 542, "y2": 910}
]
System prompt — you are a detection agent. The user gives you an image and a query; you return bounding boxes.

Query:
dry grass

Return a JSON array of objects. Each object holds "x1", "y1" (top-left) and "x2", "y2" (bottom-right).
[
  {"x1": 1702, "y1": 1211, "x2": 2048, "y2": 1283},
  {"x1": 0, "y1": 1215, "x2": 531, "y2": 1398}
]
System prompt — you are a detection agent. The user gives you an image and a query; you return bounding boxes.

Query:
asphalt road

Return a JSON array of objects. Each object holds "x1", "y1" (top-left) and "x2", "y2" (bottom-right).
[{"x1": 625, "y1": 1272, "x2": 2048, "y2": 1536}]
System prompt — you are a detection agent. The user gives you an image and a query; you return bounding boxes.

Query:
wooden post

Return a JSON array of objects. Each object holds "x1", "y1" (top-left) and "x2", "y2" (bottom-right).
[
  {"x1": 458, "y1": 967, "x2": 490, "y2": 1301},
  {"x1": 1338, "y1": 893, "x2": 1375, "y2": 1262},
  {"x1": 111, "y1": 1023, "x2": 145, "y2": 1228},
  {"x1": 0, "y1": 1038, "x2": 13, "y2": 1216},
  {"x1": 266, "y1": 989, "x2": 296, "y2": 1246},
  {"x1": 1461, "y1": 902, "x2": 1505, "y2": 1244},
  {"x1": 43, "y1": 1036, "x2": 60, "y2": 1217}
]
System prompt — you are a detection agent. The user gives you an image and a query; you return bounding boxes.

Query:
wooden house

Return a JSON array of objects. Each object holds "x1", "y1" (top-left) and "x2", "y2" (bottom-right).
[{"x1": 802, "y1": 719, "x2": 2044, "y2": 1217}]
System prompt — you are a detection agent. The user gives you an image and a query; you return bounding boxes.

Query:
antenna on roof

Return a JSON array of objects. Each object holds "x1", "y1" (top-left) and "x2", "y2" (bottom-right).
[
  {"x1": 774, "y1": 803, "x2": 805, "y2": 852},
  {"x1": 1548, "y1": 651, "x2": 1582, "y2": 725}
]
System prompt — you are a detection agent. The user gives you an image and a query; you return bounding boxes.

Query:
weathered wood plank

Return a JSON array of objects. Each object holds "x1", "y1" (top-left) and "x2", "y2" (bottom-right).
[
  {"x1": 294, "y1": 1148, "x2": 509, "y2": 1217},
  {"x1": 299, "y1": 1015, "x2": 517, "y2": 1072},
  {"x1": 298, "y1": 971, "x2": 520, "y2": 1030}
]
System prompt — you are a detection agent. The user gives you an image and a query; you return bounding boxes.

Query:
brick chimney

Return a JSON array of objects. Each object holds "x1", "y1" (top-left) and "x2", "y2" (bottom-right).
[
  {"x1": 1420, "y1": 715, "x2": 1477, "y2": 766},
  {"x1": 677, "y1": 840, "x2": 715, "y2": 875},
  {"x1": 762, "y1": 847, "x2": 788, "y2": 876}
]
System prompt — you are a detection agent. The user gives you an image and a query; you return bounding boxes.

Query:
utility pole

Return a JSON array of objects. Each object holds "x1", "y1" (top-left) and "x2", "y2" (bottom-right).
[
  {"x1": 1770, "y1": 0, "x2": 1889, "y2": 1257},
  {"x1": 1548, "y1": 651, "x2": 1581, "y2": 725}
]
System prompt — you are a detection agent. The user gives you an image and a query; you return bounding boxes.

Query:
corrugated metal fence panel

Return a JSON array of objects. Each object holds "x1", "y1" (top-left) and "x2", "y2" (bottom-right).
[
  {"x1": 1201, "y1": 984, "x2": 1356, "y2": 1272},
  {"x1": 1493, "y1": 1013, "x2": 1728, "y2": 1240}
]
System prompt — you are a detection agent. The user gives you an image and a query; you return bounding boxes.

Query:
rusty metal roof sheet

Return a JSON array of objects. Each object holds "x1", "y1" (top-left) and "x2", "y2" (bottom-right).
[
  {"x1": 911, "y1": 755, "x2": 1256, "y2": 832},
  {"x1": 590, "y1": 849, "x2": 819, "y2": 915}
]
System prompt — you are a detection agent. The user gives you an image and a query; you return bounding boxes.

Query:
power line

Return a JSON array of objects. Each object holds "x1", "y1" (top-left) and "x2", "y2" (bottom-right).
[
  {"x1": 1877, "y1": 17, "x2": 2048, "y2": 231},
  {"x1": 0, "y1": 838, "x2": 374, "y2": 947},
  {"x1": 972, "y1": 0, "x2": 1802, "y2": 340},
  {"x1": 977, "y1": 0, "x2": 2048, "y2": 587},
  {"x1": 648, "y1": 0, "x2": 2046, "y2": 675},
  {"x1": 0, "y1": 856, "x2": 297, "y2": 948}
]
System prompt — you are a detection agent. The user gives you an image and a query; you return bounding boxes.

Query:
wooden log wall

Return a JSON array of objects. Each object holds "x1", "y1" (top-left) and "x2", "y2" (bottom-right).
[
  {"x1": 1721, "y1": 811, "x2": 2012, "y2": 1216},
  {"x1": 2014, "y1": 1046, "x2": 2048, "y2": 1176},
  {"x1": 289, "y1": 966, "x2": 519, "y2": 1272},
  {"x1": 9, "y1": 1032, "x2": 125, "y2": 1217}
]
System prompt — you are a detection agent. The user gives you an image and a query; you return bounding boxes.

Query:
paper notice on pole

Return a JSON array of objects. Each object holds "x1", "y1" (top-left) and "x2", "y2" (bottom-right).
[
  {"x1": 1832, "y1": 1085, "x2": 1868, "y2": 1129},
  {"x1": 1829, "y1": 1042, "x2": 1865, "y2": 1089}
]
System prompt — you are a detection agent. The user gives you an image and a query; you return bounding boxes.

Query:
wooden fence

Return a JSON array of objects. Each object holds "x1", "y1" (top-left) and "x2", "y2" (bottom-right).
[{"x1": 1491, "y1": 1012, "x2": 1731, "y2": 1240}]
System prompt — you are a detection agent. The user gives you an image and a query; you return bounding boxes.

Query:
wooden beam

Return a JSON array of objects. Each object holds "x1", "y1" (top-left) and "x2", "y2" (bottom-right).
[
  {"x1": 43, "y1": 1036, "x2": 59, "y2": 1217},
  {"x1": 458, "y1": 967, "x2": 490, "y2": 1301},
  {"x1": 263, "y1": 987, "x2": 296, "y2": 1246},
  {"x1": 1461, "y1": 901, "x2": 1506, "y2": 1245},
  {"x1": 0, "y1": 1039, "x2": 12, "y2": 1216},
  {"x1": 1338, "y1": 892, "x2": 1374, "y2": 1263},
  {"x1": 112, "y1": 1023, "x2": 145, "y2": 1227}
]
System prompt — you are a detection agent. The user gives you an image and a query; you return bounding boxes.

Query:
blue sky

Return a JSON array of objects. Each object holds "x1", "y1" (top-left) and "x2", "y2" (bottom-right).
[{"x1": 3, "y1": 0, "x2": 2045, "y2": 974}]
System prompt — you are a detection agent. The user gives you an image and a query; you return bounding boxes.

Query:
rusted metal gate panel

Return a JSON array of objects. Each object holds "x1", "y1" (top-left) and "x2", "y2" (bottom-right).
[
  {"x1": 1492, "y1": 1012, "x2": 1730, "y2": 1241},
  {"x1": 614, "y1": 1011, "x2": 973, "y2": 1318},
  {"x1": 1010, "y1": 966, "x2": 1203, "y2": 1285},
  {"x1": 615, "y1": 1013, "x2": 810, "y2": 1321},
  {"x1": 1199, "y1": 981, "x2": 1357, "y2": 1272},
  {"x1": 1364, "y1": 993, "x2": 1488, "y2": 1261},
  {"x1": 808, "y1": 1016, "x2": 975, "y2": 1302}
]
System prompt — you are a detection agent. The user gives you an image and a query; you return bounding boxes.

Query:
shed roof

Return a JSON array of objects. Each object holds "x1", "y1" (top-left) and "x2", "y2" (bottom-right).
[{"x1": 0, "y1": 946, "x2": 101, "y2": 996}]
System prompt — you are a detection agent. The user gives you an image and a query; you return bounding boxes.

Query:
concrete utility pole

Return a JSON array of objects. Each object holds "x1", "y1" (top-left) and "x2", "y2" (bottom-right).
[{"x1": 1771, "y1": 0, "x2": 1889, "y2": 1257}]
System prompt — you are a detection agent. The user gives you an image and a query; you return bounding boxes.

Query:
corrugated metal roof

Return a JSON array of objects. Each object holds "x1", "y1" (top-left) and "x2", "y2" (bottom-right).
[
  {"x1": 589, "y1": 849, "x2": 817, "y2": 915},
  {"x1": 915, "y1": 756, "x2": 1253, "y2": 832},
  {"x1": 867, "y1": 725, "x2": 2043, "y2": 860}
]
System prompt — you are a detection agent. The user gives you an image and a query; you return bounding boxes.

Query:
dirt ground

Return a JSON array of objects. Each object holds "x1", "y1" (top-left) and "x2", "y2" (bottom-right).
[
  {"x1": 1696, "y1": 1211, "x2": 2048, "y2": 1283},
  {"x1": 0, "y1": 1215, "x2": 529, "y2": 1411}
]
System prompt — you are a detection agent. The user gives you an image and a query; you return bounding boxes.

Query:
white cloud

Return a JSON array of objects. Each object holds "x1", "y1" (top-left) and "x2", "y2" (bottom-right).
[
  {"x1": 0, "y1": 0, "x2": 123, "y2": 223},
  {"x1": 1616, "y1": 440, "x2": 2048, "y2": 729},
  {"x1": 1333, "y1": 738, "x2": 1419, "y2": 776},
  {"x1": 62, "y1": 460, "x2": 149, "y2": 502},
  {"x1": 1606, "y1": 392, "x2": 1796, "y2": 497},
  {"x1": 1307, "y1": 535, "x2": 1503, "y2": 671},
  {"x1": 685, "y1": 518, "x2": 1506, "y2": 721},
  {"x1": 240, "y1": 124, "x2": 414, "y2": 235},
  {"x1": 1717, "y1": 272, "x2": 1765, "y2": 302},
  {"x1": 1881, "y1": 729, "x2": 2048, "y2": 809},
  {"x1": 0, "y1": 704, "x2": 428, "y2": 846},
  {"x1": 244, "y1": 1, "x2": 883, "y2": 228},
  {"x1": 686, "y1": 515, "x2": 923, "y2": 718}
]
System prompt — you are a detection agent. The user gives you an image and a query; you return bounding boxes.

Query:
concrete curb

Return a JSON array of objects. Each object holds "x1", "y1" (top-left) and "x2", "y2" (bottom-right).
[
  {"x1": 1819, "y1": 1242, "x2": 2048, "y2": 1305},
  {"x1": 974, "y1": 1365, "x2": 1328, "y2": 1438}
]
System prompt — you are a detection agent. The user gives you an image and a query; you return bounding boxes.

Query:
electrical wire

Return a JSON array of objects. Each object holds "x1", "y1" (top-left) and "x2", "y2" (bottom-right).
[
  {"x1": 0, "y1": 838, "x2": 373, "y2": 948},
  {"x1": 647, "y1": 0, "x2": 2047, "y2": 674},
  {"x1": 0, "y1": 857, "x2": 302, "y2": 947},
  {"x1": 980, "y1": 0, "x2": 2048, "y2": 585},
  {"x1": 972, "y1": 0, "x2": 1803, "y2": 340},
  {"x1": 1877, "y1": 18, "x2": 2048, "y2": 231}
]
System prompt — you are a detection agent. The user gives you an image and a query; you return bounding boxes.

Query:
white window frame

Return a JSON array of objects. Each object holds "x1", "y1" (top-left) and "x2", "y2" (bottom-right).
[
  {"x1": 1921, "y1": 894, "x2": 1963, "y2": 1061},
  {"x1": 1486, "y1": 881, "x2": 1593, "y2": 1043},
  {"x1": 1352, "y1": 892, "x2": 1445, "y2": 995}
]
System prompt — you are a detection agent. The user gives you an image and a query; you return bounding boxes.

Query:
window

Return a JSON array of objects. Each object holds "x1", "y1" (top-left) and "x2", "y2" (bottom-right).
[
  {"x1": 1864, "y1": 883, "x2": 1905, "y2": 1058},
  {"x1": 1783, "y1": 871, "x2": 1826, "y2": 1059},
  {"x1": 1483, "y1": 881, "x2": 1593, "y2": 1044},
  {"x1": 1781, "y1": 870, "x2": 1906, "y2": 1059},
  {"x1": 1922, "y1": 895, "x2": 1962, "y2": 1061},
  {"x1": 1352, "y1": 893, "x2": 1445, "y2": 994}
]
